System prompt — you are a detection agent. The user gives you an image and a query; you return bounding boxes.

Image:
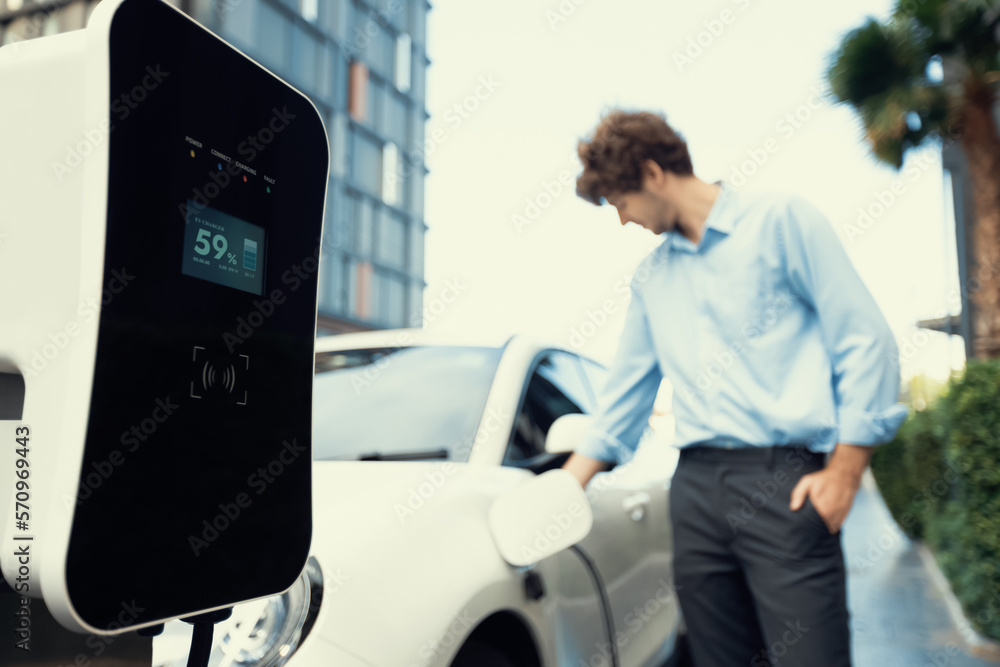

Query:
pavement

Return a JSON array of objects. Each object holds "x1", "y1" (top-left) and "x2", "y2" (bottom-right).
[{"x1": 844, "y1": 471, "x2": 997, "y2": 667}]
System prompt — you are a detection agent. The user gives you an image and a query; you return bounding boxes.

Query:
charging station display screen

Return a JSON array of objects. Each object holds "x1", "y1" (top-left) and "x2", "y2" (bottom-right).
[{"x1": 181, "y1": 203, "x2": 266, "y2": 295}]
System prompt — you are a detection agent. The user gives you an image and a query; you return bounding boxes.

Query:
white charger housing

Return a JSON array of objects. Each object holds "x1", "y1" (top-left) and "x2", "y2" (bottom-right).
[{"x1": 0, "y1": 0, "x2": 329, "y2": 635}]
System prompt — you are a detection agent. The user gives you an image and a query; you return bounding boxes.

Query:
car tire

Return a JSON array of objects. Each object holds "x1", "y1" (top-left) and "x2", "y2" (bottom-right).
[{"x1": 450, "y1": 639, "x2": 518, "y2": 667}]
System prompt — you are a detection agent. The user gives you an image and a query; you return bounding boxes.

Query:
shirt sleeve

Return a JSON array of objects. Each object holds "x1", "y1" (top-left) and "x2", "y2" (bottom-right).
[
  {"x1": 779, "y1": 197, "x2": 909, "y2": 446},
  {"x1": 574, "y1": 276, "x2": 663, "y2": 463}
]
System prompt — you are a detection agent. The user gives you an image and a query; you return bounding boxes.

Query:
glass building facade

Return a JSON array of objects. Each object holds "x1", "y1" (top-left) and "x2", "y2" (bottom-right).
[{"x1": 1, "y1": 0, "x2": 431, "y2": 335}]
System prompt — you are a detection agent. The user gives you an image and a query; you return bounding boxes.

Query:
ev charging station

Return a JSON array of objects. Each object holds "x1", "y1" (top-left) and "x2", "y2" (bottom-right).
[{"x1": 0, "y1": 0, "x2": 328, "y2": 646}]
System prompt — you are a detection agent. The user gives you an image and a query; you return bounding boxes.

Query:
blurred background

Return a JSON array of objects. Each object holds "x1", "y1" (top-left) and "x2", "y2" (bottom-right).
[
  {"x1": 3, "y1": 0, "x2": 999, "y2": 663},
  {"x1": 0, "y1": 0, "x2": 973, "y2": 392}
]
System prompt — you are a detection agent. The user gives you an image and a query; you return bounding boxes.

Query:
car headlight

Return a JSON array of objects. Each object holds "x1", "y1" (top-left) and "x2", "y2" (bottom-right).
[{"x1": 153, "y1": 557, "x2": 323, "y2": 667}]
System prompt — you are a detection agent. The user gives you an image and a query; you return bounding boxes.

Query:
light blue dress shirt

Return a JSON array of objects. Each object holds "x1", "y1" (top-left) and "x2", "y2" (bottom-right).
[{"x1": 576, "y1": 182, "x2": 909, "y2": 463}]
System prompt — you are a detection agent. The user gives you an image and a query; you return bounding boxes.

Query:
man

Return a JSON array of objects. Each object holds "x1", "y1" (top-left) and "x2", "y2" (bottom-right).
[{"x1": 561, "y1": 109, "x2": 908, "y2": 667}]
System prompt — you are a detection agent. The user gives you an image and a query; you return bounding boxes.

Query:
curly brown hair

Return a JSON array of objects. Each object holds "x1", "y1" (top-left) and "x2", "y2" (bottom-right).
[{"x1": 575, "y1": 110, "x2": 694, "y2": 205}]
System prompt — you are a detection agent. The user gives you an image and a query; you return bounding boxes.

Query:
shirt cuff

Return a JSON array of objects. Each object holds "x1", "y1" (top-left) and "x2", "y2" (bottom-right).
[
  {"x1": 836, "y1": 403, "x2": 910, "y2": 446},
  {"x1": 573, "y1": 428, "x2": 635, "y2": 465}
]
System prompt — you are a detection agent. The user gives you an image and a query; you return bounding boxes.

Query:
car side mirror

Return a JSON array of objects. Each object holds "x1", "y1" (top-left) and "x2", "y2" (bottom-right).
[
  {"x1": 544, "y1": 413, "x2": 594, "y2": 454},
  {"x1": 488, "y1": 469, "x2": 593, "y2": 567}
]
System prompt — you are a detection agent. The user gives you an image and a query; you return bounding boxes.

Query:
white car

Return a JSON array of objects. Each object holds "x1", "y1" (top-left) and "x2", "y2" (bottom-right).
[{"x1": 154, "y1": 329, "x2": 685, "y2": 667}]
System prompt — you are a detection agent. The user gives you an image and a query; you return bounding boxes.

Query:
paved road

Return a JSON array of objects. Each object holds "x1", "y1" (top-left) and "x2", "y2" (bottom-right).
[{"x1": 845, "y1": 471, "x2": 996, "y2": 667}]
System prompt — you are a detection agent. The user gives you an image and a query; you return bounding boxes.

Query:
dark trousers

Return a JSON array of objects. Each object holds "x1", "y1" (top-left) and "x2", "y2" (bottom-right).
[{"x1": 669, "y1": 445, "x2": 852, "y2": 667}]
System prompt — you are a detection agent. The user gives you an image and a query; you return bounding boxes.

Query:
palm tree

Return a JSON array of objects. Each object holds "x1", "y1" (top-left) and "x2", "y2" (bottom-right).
[{"x1": 827, "y1": 0, "x2": 1000, "y2": 358}]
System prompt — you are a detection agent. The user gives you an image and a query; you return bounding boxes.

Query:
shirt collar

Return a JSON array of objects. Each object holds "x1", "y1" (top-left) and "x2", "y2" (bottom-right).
[{"x1": 662, "y1": 180, "x2": 733, "y2": 254}]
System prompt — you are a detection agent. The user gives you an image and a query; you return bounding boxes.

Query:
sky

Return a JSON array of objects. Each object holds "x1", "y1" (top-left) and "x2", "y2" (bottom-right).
[{"x1": 419, "y1": 0, "x2": 966, "y2": 385}]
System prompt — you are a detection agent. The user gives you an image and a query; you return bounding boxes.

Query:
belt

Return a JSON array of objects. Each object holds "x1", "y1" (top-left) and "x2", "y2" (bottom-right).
[{"x1": 678, "y1": 443, "x2": 821, "y2": 465}]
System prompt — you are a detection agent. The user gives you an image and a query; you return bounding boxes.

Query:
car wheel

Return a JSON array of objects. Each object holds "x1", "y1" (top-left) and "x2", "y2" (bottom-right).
[{"x1": 450, "y1": 639, "x2": 517, "y2": 667}]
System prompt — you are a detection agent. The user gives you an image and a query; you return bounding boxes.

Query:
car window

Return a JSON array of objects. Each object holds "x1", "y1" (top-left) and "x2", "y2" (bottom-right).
[
  {"x1": 312, "y1": 345, "x2": 504, "y2": 462},
  {"x1": 503, "y1": 351, "x2": 590, "y2": 465}
]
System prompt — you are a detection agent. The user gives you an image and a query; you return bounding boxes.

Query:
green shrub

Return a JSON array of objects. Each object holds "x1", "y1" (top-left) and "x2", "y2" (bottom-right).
[
  {"x1": 934, "y1": 361, "x2": 1000, "y2": 640},
  {"x1": 870, "y1": 360, "x2": 1000, "y2": 640},
  {"x1": 870, "y1": 407, "x2": 946, "y2": 539}
]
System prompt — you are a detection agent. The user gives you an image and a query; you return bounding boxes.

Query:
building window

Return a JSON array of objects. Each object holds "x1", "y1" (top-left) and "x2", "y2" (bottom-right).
[
  {"x1": 411, "y1": 51, "x2": 426, "y2": 100},
  {"x1": 377, "y1": 210, "x2": 407, "y2": 270},
  {"x1": 359, "y1": 16, "x2": 392, "y2": 77},
  {"x1": 329, "y1": 112, "x2": 348, "y2": 179},
  {"x1": 353, "y1": 132, "x2": 382, "y2": 195},
  {"x1": 324, "y1": 0, "x2": 350, "y2": 43},
  {"x1": 218, "y1": 0, "x2": 256, "y2": 47},
  {"x1": 355, "y1": 196, "x2": 373, "y2": 256},
  {"x1": 353, "y1": 260, "x2": 373, "y2": 320},
  {"x1": 383, "y1": 273, "x2": 407, "y2": 327},
  {"x1": 408, "y1": 166, "x2": 424, "y2": 219},
  {"x1": 257, "y1": 2, "x2": 289, "y2": 69},
  {"x1": 291, "y1": 27, "x2": 320, "y2": 92},
  {"x1": 386, "y1": 92, "x2": 408, "y2": 146},
  {"x1": 300, "y1": 0, "x2": 318, "y2": 22},
  {"x1": 409, "y1": 220, "x2": 424, "y2": 274},
  {"x1": 330, "y1": 49, "x2": 348, "y2": 110},
  {"x1": 394, "y1": 33, "x2": 411, "y2": 92},
  {"x1": 409, "y1": 0, "x2": 426, "y2": 47},
  {"x1": 335, "y1": 189, "x2": 357, "y2": 250},
  {"x1": 348, "y1": 61, "x2": 369, "y2": 122},
  {"x1": 382, "y1": 142, "x2": 401, "y2": 206}
]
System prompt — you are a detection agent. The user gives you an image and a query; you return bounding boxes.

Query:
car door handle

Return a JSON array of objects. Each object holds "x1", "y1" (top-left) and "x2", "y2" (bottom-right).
[{"x1": 622, "y1": 492, "x2": 651, "y2": 521}]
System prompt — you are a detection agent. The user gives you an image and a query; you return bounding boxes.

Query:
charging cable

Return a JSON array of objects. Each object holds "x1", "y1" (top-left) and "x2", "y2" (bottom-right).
[{"x1": 182, "y1": 607, "x2": 233, "y2": 667}]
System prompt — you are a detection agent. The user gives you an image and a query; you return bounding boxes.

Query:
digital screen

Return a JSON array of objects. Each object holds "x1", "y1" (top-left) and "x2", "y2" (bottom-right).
[{"x1": 181, "y1": 201, "x2": 266, "y2": 295}]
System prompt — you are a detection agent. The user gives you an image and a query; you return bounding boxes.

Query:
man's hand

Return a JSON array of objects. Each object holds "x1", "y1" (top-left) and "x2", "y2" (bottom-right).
[
  {"x1": 562, "y1": 452, "x2": 611, "y2": 489},
  {"x1": 789, "y1": 443, "x2": 872, "y2": 534}
]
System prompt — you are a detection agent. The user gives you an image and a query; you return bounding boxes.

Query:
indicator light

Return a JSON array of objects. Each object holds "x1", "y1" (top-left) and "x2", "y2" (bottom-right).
[
  {"x1": 243, "y1": 175, "x2": 247, "y2": 182},
  {"x1": 189, "y1": 149, "x2": 195, "y2": 157}
]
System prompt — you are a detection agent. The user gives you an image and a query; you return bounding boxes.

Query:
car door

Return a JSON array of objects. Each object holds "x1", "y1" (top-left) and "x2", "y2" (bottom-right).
[
  {"x1": 501, "y1": 350, "x2": 610, "y2": 665},
  {"x1": 575, "y1": 358, "x2": 681, "y2": 667},
  {"x1": 502, "y1": 351, "x2": 680, "y2": 667}
]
